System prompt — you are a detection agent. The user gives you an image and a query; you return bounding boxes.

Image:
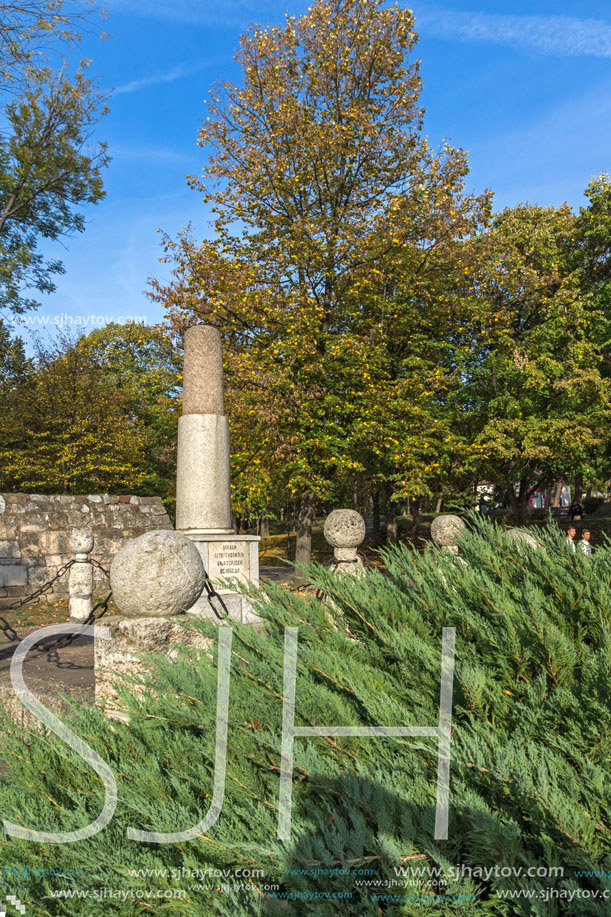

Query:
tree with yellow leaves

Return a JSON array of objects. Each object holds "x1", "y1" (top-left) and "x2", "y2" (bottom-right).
[{"x1": 152, "y1": 0, "x2": 490, "y2": 558}]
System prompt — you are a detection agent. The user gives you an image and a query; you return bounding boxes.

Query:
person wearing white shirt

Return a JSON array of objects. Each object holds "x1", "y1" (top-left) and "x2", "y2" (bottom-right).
[
  {"x1": 578, "y1": 530, "x2": 592, "y2": 556},
  {"x1": 566, "y1": 526, "x2": 577, "y2": 552}
]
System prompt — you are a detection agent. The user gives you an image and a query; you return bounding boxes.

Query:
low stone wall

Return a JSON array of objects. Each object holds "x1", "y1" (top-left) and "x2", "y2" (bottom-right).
[{"x1": 0, "y1": 494, "x2": 172, "y2": 604}]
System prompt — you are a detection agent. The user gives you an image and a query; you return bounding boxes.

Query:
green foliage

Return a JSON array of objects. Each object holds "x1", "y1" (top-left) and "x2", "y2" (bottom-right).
[
  {"x1": 0, "y1": 0, "x2": 108, "y2": 313},
  {"x1": 0, "y1": 520, "x2": 609, "y2": 915},
  {"x1": 0, "y1": 65, "x2": 109, "y2": 313},
  {"x1": 0, "y1": 317, "x2": 30, "y2": 384},
  {"x1": 455, "y1": 202, "x2": 611, "y2": 519},
  {"x1": 0, "y1": 323, "x2": 181, "y2": 495}
]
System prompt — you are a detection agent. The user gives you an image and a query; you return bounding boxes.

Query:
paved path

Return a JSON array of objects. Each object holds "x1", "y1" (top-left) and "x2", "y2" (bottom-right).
[
  {"x1": 260, "y1": 565, "x2": 295, "y2": 585},
  {"x1": 0, "y1": 629, "x2": 94, "y2": 691},
  {"x1": 0, "y1": 629, "x2": 94, "y2": 727}
]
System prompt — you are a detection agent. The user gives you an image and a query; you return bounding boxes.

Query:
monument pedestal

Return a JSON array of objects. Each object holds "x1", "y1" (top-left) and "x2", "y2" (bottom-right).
[
  {"x1": 187, "y1": 533, "x2": 261, "y2": 624},
  {"x1": 95, "y1": 614, "x2": 213, "y2": 720}
]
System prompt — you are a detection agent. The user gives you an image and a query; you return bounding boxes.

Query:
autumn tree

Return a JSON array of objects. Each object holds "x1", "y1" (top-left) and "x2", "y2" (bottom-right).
[
  {"x1": 81, "y1": 322, "x2": 182, "y2": 496},
  {"x1": 339, "y1": 148, "x2": 491, "y2": 537},
  {"x1": 0, "y1": 0, "x2": 97, "y2": 88},
  {"x1": 152, "y1": 0, "x2": 489, "y2": 560}
]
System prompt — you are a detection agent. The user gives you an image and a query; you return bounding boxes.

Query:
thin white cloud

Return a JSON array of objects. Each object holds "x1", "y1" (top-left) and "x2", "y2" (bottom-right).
[
  {"x1": 114, "y1": 58, "x2": 222, "y2": 95},
  {"x1": 109, "y1": 143, "x2": 197, "y2": 165},
  {"x1": 109, "y1": 1, "x2": 611, "y2": 58},
  {"x1": 417, "y1": 8, "x2": 611, "y2": 59},
  {"x1": 108, "y1": 0, "x2": 300, "y2": 28}
]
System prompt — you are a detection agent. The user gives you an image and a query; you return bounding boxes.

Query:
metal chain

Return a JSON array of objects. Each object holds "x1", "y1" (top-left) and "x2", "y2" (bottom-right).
[
  {"x1": 0, "y1": 559, "x2": 78, "y2": 642},
  {"x1": 3, "y1": 559, "x2": 76, "y2": 616},
  {"x1": 0, "y1": 614, "x2": 17, "y2": 642},
  {"x1": 201, "y1": 573, "x2": 231, "y2": 620},
  {"x1": 0, "y1": 554, "x2": 111, "y2": 645},
  {"x1": 34, "y1": 592, "x2": 113, "y2": 658}
]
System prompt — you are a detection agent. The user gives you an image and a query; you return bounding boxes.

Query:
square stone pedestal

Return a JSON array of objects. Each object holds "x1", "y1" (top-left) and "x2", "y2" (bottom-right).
[
  {"x1": 95, "y1": 614, "x2": 213, "y2": 720},
  {"x1": 187, "y1": 534, "x2": 261, "y2": 624}
]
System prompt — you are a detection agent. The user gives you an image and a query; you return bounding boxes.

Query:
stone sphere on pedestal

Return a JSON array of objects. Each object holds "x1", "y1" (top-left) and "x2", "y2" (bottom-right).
[
  {"x1": 504, "y1": 527, "x2": 538, "y2": 549},
  {"x1": 324, "y1": 509, "x2": 366, "y2": 549},
  {"x1": 110, "y1": 530, "x2": 205, "y2": 617},
  {"x1": 430, "y1": 514, "x2": 466, "y2": 552}
]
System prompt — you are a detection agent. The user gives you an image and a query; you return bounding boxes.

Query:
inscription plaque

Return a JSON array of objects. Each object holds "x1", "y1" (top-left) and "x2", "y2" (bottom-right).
[{"x1": 208, "y1": 541, "x2": 249, "y2": 583}]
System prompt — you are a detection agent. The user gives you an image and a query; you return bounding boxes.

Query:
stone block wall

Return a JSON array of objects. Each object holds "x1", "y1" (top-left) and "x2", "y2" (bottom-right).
[{"x1": 0, "y1": 494, "x2": 172, "y2": 604}]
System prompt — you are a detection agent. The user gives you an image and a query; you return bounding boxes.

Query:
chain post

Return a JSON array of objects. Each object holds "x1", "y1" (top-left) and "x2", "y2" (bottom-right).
[
  {"x1": 68, "y1": 527, "x2": 95, "y2": 623},
  {"x1": 0, "y1": 530, "x2": 111, "y2": 652}
]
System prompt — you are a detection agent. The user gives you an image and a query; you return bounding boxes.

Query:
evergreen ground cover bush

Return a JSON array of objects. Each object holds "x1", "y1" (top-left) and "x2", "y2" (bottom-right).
[{"x1": 0, "y1": 518, "x2": 609, "y2": 915}]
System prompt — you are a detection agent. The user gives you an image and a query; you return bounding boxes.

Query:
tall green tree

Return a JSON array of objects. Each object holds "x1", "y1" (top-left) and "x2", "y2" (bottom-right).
[
  {"x1": 460, "y1": 202, "x2": 610, "y2": 521},
  {"x1": 0, "y1": 67, "x2": 109, "y2": 313},
  {"x1": 574, "y1": 174, "x2": 611, "y2": 375},
  {"x1": 0, "y1": 0, "x2": 109, "y2": 314}
]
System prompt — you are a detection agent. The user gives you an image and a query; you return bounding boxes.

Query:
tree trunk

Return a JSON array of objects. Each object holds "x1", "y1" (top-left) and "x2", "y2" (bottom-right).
[
  {"x1": 412, "y1": 497, "x2": 421, "y2": 532},
  {"x1": 435, "y1": 495, "x2": 443, "y2": 513},
  {"x1": 260, "y1": 515, "x2": 270, "y2": 537},
  {"x1": 550, "y1": 478, "x2": 565, "y2": 508},
  {"x1": 508, "y1": 477, "x2": 530, "y2": 524},
  {"x1": 574, "y1": 473, "x2": 583, "y2": 504},
  {"x1": 295, "y1": 492, "x2": 316, "y2": 567},
  {"x1": 385, "y1": 487, "x2": 398, "y2": 544},
  {"x1": 372, "y1": 490, "x2": 381, "y2": 534}
]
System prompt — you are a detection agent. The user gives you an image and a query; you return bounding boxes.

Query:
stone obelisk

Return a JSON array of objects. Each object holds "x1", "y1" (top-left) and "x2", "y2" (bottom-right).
[
  {"x1": 176, "y1": 325, "x2": 233, "y2": 535},
  {"x1": 176, "y1": 325, "x2": 260, "y2": 622}
]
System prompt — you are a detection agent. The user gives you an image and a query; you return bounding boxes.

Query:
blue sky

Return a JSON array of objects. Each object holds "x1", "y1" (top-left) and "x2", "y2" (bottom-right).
[{"x1": 12, "y1": 0, "x2": 611, "y2": 339}]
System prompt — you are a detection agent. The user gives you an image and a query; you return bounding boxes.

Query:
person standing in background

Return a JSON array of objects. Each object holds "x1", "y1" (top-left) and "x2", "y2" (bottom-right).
[
  {"x1": 569, "y1": 500, "x2": 584, "y2": 520},
  {"x1": 578, "y1": 530, "x2": 593, "y2": 556}
]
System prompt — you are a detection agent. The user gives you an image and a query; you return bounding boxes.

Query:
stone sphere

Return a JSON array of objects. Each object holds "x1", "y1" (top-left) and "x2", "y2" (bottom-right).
[
  {"x1": 430, "y1": 514, "x2": 466, "y2": 548},
  {"x1": 324, "y1": 509, "x2": 366, "y2": 548},
  {"x1": 110, "y1": 530, "x2": 205, "y2": 617},
  {"x1": 504, "y1": 527, "x2": 538, "y2": 549},
  {"x1": 70, "y1": 527, "x2": 94, "y2": 555}
]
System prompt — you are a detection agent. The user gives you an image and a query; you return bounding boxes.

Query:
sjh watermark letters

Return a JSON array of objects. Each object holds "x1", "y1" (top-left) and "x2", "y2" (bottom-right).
[{"x1": 5, "y1": 624, "x2": 455, "y2": 845}]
